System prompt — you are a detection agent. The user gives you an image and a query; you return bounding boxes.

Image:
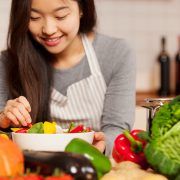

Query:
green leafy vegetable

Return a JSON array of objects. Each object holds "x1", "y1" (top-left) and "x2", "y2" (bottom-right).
[
  {"x1": 144, "y1": 95, "x2": 180, "y2": 179},
  {"x1": 145, "y1": 121, "x2": 180, "y2": 178},
  {"x1": 151, "y1": 95, "x2": 180, "y2": 139}
]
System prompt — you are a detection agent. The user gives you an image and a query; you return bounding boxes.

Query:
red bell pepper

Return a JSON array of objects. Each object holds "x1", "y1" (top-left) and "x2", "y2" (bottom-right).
[
  {"x1": 84, "y1": 127, "x2": 91, "y2": 132},
  {"x1": 112, "y1": 129, "x2": 148, "y2": 169},
  {"x1": 15, "y1": 128, "x2": 28, "y2": 133},
  {"x1": 27, "y1": 123, "x2": 32, "y2": 127},
  {"x1": 69, "y1": 125, "x2": 84, "y2": 133},
  {"x1": 14, "y1": 123, "x2": 32, "y2": 133}
]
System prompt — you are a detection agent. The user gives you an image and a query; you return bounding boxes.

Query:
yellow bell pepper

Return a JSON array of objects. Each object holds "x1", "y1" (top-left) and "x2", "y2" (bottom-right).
[
  {"x1": 11, "y1": 128, "x2": 21, "y2": 132},
  {"x1": 43, "y1": 121, "x2": 57, "y2": 134}
]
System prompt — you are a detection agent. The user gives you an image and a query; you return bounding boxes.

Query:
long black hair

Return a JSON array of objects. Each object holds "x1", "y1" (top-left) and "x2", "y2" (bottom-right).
[{"x1": 5, "y1": 0, "x2": 97, "y2": 123}]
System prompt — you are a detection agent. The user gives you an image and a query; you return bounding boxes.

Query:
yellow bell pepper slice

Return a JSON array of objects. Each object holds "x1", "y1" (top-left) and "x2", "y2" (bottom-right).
[
  {"x1": 11, "y1": 128, "x2": 21, "y2": 132},
  {"x1": 43, "y1": 121, "x2": 56, "y2": 134}
]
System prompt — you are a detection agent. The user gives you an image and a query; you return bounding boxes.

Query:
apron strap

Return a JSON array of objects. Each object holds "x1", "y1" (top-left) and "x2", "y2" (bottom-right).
[{"x1": 81, "y1": 34, "x2": 102, "y2": 75}]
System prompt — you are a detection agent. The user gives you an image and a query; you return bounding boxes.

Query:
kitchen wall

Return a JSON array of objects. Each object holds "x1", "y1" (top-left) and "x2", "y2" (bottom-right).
[
  {"x1": 95, "y1": 0, "x2": 180, "y2": 92},
  {"x1": 0, "y1": 0, "x2": 11, "y2": 50},
  {"x1": 94, "y1": 0, "x2": 180, "y2": 129}
]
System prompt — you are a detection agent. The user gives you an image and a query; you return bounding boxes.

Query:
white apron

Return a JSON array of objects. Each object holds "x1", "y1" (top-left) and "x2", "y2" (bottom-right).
[{"x1": 50, "y1": 34, "x2": 107, "y2": 131}]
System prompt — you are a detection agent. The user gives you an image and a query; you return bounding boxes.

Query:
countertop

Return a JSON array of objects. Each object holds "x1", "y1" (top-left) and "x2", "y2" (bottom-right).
[{"x1": 136, "y1": 91, "x2": 176, "y2": 106}]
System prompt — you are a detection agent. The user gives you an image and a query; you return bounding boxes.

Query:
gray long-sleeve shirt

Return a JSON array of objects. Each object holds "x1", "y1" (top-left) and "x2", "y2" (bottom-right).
[{"x1": 0, "y1": 33, "x2": 136, "y2": 155}]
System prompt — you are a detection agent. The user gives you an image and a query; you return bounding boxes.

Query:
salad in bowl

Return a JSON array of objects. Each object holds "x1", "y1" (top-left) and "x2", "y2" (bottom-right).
[{"x1": 11, "y1": 122, "x2": 94, "y2": 152}]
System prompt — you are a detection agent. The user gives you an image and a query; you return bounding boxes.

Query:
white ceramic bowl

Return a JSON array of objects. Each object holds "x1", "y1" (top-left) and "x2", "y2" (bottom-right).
[{"x1": 12, "y1": 131, "x2": 94, "y2": 152}]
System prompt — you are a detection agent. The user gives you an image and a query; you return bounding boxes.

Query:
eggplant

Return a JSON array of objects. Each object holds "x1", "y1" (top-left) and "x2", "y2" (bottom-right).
[{"x1": 23, "y1": 150, "x2": 97, "y2": 180}]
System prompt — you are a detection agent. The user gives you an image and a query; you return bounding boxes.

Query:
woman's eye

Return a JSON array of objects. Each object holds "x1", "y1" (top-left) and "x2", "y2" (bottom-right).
[
  {"x1": 56, "y1": 15, "x2": 68, "y2": 20},
  {"x1": 30, "y1": 17, "x2": 41, "y2": 21}
]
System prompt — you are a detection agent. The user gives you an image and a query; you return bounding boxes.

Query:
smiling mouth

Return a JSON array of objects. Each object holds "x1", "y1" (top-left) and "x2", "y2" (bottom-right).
[
  {"x1": 43, "y1": 37, "x2": 60, "y2": 42},
  {"x1": 41, "y1": 35, "x2": 63, "y2": 47}
]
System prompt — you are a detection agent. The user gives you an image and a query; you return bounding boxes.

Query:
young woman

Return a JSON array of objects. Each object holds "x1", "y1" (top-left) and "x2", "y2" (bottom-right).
[{"x1": 0, "y1": 0, "x2": 136, "y2": 156}]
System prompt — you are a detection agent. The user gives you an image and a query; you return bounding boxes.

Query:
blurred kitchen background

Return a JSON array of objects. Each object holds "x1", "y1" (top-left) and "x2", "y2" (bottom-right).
[{"x1": 0, "y1": 0, "x2": 180, "y2": 130}]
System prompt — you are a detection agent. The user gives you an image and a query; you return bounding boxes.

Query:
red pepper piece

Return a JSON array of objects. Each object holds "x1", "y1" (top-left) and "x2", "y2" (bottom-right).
[
  {"x1": 112, "y1": 129, "x2": 148, "y2": 169},
  {"x1": 69, "y1": 125, "x2": 84, "y2": 133},
  {"x1": 27, "y1": 123, "x2": 32, "y2": 128},
  {"x1": 15, "y1": 128, "x2": 28, "y2": 133},
  {"x1": 85, "y1": 127, "x2": 92, "y2": 132}
]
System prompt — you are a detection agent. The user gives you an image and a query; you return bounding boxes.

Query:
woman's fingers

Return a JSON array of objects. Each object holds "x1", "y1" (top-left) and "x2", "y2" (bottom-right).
[
  {"x1": 16, "y1": 96, "x2": 31, "y2": 112},
  {"x1": 11, "y1": 107, "x2": 28, "y2": 126},
  {"x1": 93, "y1": 132, "x2": 106, "y2": 153},
  {"x1": 11, "y1": 101, "x2": 32, "y2": 123},
  {"x1": 4, "y1": 96, "x2": 32, "y2": 126},
  {"x1": 94, "y1": 132, "x2": 105, "y2": 141},
  {"x1": 6, "y1": 111, "x2": 19, "y2": 125}
]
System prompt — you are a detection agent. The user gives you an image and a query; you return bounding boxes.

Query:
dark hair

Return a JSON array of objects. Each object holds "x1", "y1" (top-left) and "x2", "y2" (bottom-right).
[
  {"x1": 76, "y1": 0, "x2": 97, "y2": 33},
  {"x1": 5, "y1": 0, "x2": 96, "y2": 123}
]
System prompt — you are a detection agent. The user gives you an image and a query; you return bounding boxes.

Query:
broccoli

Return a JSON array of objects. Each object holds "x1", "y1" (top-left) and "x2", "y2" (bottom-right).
[{"x1": 144, "y1": 95, "x2": 180, "y2": 179}]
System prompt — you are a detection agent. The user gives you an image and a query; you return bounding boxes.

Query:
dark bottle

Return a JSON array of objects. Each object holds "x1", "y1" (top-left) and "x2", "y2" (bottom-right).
[
  {"x1": 157, "y1": 37, "x2": 170, "y2": 96},
  {"x1": 175, "y1": 36, "x2": 180, "y2": 95}
]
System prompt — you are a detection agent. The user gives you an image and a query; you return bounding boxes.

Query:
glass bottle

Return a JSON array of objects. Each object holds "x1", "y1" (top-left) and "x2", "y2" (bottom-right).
[{"x1": 157, "y1": 36, "x2": 170, "y2": 96}]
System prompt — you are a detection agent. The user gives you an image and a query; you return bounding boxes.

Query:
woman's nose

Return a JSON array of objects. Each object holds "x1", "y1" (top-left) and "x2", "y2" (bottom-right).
[{"x1": 42, "y1": 19, "x2": 57, "y2": 36}]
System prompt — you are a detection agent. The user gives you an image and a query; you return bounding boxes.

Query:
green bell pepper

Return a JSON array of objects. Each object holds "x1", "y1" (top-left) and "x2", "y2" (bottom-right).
[
  {"x1": 65, "y1": 138, "x2": 111, "y2": 178},
  {"x1": 28, "y1": 122, "x2": 44, "y2": 133}
]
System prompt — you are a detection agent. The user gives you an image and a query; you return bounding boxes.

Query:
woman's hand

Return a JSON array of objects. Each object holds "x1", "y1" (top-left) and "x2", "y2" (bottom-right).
[
  {"x1": 93, "y1": 132, "x2": 106, "y2": 153},
  {"x1": 2, "y1": 96, "x2": 32, "y2": 127}
]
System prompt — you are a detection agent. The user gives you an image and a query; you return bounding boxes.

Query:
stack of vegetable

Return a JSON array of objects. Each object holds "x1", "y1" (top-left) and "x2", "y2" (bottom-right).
[
  {"x1": 111, "y1": 95, "x2": 180, "y2": 179},
  {"x1": 144, "y1": 95, "x2": 180, "y2": 180}
]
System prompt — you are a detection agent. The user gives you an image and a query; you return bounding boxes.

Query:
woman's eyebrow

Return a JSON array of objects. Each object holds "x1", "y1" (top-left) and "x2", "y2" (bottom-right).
[{"x1": 31, "y1": 6, "x2": 69, "y2": 14}]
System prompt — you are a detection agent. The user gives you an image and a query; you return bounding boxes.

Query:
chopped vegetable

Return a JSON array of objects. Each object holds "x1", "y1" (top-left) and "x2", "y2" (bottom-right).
[
  {"x1": 56, "y1": 125, "x2": 63, "y2": 133},
  {"x1": 13, "y1": 121, "x2": 92, "y2": 134},
  {"x1": 11, "y1": 128, "x2": 22, "y2": 132},
  {"x1": 15, "y1": 128, "x2": 28, "y2": 133},
  {"x1": 27, "y1": 123, "x2": 32, "y2": 128},
  {"x1": 112, "y1": 130, "x2": 148, "y2": 169},
  {"x1": 27, "y1": 122, "x2": 44, "y2": 134},
  {"x1": 65, "y1": 138, "x2": 111, "y2": 178},
  {"x1": 84, "y1": 127, "x2": 91, "y2": 132},
  {"x1": 69, "y1": 124, "x2": 84, "y2": 133},
  {"x1": 43, "y1": 121, "x2": 56, "y2": 134},
  {"x1": 67, "y1": 122, "x2": 75, "y2": 132}
]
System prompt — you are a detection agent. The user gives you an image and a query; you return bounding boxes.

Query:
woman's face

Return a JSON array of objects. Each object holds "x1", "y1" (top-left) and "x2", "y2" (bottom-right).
[{"x1": 29, "y1": 0, "x2": 81, "y2": 54}]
